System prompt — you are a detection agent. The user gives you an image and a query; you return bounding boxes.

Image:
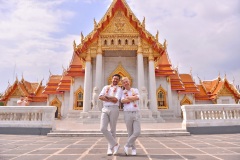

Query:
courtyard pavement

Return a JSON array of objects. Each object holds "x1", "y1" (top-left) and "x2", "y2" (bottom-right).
[{"x1": 0, "y1": 133, "x2": 240, "y2": 160}]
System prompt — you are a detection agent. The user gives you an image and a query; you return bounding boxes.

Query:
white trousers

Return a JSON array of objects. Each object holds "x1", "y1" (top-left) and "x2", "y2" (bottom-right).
[
  {"x1": 100, "y1": 105, "x2": 119, "y2": 148},
  {"x1": 124, "y1": 111, "x2": 141, "y2": 149}
]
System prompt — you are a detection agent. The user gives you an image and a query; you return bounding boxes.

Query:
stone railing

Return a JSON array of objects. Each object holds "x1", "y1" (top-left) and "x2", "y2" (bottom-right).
[
  {"x1": 0, "y1": 106, "x2": 56, "y2": 135},
  {"x1": 181, "y1": 104, "x2": 240, "y2": 134}
]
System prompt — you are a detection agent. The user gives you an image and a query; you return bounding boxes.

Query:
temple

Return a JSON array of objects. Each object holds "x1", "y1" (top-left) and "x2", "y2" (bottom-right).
[{"x1": 1, "y1": 0, "x2": 240, "y2": 121}]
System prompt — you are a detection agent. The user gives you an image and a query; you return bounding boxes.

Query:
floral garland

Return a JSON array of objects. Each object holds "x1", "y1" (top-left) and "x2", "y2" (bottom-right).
[
  {"x1": 105, "y1": 85, "x2": 117, "y2": 96},
  {"x1": 124, "y1": 88, "x2": 138, "y2": 107}
]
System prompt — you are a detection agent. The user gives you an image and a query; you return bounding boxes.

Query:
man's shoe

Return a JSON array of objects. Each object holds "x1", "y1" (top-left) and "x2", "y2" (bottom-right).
[
  {"x1": 113, "y1": 144, "x2": 120, "y2": 155},
  {"x1": 107, "y1": 148, "x2": 112, "y2": 156},
  {"x1": 132, "y1": 149, "x2": 137, "y2": 156},
  {"x1": 124, "y1": 146, "x2": 129, "y2": 155}
]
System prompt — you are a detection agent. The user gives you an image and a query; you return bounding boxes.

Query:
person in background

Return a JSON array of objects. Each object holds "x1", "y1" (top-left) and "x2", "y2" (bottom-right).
[
  {"x1": 17, "y1": 96, "x2": 29, "y2": 106},
  {"x1": 121, "y1": 77, "x2": 141, "y2": 156},
  {"x1": 99, "y1": 74, "x2": 122, "y2": 155}
]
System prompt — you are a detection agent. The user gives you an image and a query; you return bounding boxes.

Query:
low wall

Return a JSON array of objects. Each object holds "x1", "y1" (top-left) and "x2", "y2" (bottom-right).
[
  {"x1": 0, "y1": 106, "x2": 56, "y2": 135},
  {"x1": 181, "y1": 104, "x2": 240, "y2": 134}
]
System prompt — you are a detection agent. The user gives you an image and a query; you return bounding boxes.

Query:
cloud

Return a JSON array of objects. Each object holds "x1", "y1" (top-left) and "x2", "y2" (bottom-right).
[
  {"x1": 0, "y1": 0, "x2": 239, "y2": 93},
  {"x1": 0, "y1": 0, "x2": 77, "y2": 92},
  {"x1": 128, "y1": 0, "x2": 240, "y2": 83}
]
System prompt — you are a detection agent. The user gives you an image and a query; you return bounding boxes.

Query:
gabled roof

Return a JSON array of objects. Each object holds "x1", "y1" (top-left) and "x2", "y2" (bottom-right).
[
  {"x1": 195, "y1": 76, "x2": 240, "y2": 101},
  {"x1": 66, "y1": 52, "x2": 85, "y2": 77},
  {"x1": 42, "y1": 75, "x2": 63, "y2": 95},
  {"x1": 0, "y1": 77, "x2": 47, "y2": 102},
  {"x1": 74, "y1": 0, "x2": 165, "y2": 55},
  {"x1": 170, "y1": 69, "x2": 185, "y2": 91},
  {"x1": 43, "y1": 70, "x2": 72, "y2": 94},
  {"x1": 57, "y1": 73, "x2": 72, "y2": 92},
  {"x1": 195, "y1": 84, "x2": 211, "y2": 101},
  {"x1": 155, "y1": 51, "x2": 175, "y2": 76},
  {"x1": 179, "y1": 74, "x2": 199, "y2": 94}
]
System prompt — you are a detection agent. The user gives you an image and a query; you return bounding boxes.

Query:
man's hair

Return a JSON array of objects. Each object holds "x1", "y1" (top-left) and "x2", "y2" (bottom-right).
[
  {"x1": 121, "y1": 77, "x2": 129, "y2": 82},
  {"x1": 112, "y1": 74, "x2": 121, "y2": 80}
]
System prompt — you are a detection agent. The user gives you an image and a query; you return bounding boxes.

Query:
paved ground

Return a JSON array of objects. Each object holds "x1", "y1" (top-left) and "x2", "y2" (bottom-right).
[{"x1": 1, "y1": 134, "x2": 240, "y2": 160}]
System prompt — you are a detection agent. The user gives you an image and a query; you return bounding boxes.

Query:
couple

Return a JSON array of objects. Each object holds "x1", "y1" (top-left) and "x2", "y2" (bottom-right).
[{"x1": 99, "y1": 74, "x2": 141, "y2": 156}]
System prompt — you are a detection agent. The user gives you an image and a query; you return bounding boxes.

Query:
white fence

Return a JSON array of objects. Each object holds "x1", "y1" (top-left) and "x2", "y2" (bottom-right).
[
  {"x1": 0, "y1": 106, "x2": 56, "y2": 129},
  {"x1": 182, "y1": 104, "x2": 240, "y2": 129}
]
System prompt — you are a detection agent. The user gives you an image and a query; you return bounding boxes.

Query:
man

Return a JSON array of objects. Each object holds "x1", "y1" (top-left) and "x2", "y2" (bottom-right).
[
  {"x1": 17, "y1": 96, "x2": 29, "y2": 106},
  {"x1": 99, "y1": 74, "x2": 122, "y2": 155},
  {"x1": 121, "y1": 77, "x2": 141, "y2": 156}
]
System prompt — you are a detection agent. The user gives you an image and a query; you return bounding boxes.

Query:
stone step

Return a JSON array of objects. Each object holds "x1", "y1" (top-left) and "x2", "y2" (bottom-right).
[{"x1": 47, "y1": 129, "x2": 190, "y2": 137}]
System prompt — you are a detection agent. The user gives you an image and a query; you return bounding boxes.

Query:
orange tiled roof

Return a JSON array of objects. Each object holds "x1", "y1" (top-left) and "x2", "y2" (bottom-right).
[
  {"x1": 195, "y1": 77, "x2": 240, "y2": 101},
  {"x1": 0, "y1": 78, "x2": 47, "y2": 102},
  {"x1": 75, "y1": 0, "x2": 165, "y2": 56},
  {"x1": 195, "y1": 84, "x2": 211, "y2": 100},
  {"x1": 179, "y1": 74, "x2": 199, "y2": 94},
  {"x1": 42, "y1": 75, "x2": 63, "y2": 94},
  {"x1": 66, "y1": 53, "x2": 85, "y2": 77},
  {"x1": 57, "y1": 75, "x2": 72, "y2": 92},
  {"x1": 170, "y1": 69, "x2": 185, "y2": 91},
  {"x1": 155, "y1": 51, "x2": 175, "y2": 77}
]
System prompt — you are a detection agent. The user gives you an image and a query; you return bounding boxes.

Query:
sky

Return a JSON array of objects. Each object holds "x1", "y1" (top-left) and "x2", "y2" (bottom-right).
[{"x1": 0, "y1": 0, "x2": 240, "y2": 93}]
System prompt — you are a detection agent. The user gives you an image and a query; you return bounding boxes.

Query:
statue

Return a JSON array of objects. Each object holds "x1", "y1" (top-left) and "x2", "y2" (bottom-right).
[
  {"x1": 140, "y1": 87, "x2": 148, "y2": 109},
  {"x1": 92, "y1": 87, "x2": 99, "y2": 111}
]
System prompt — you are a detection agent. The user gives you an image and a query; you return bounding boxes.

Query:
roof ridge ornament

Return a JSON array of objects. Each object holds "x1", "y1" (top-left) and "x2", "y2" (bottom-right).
[
  {"x1": 73, "y1": 40, "x2": 76, "y2": 50},
  {"x1": 94, "y1": 18, "x2": 98, "y2": 30},
  {"x1": 142, "y1": 17, "x2": 145, "y2": 29},
  {"x1": 81, "y1": 32, "x2": 84, "y2": 43},
  {"x1": 156, "y1": 30, "x2": 159, "y2": 42}
]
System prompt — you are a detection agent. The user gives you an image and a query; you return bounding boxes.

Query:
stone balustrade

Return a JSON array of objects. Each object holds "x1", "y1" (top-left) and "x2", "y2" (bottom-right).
[
  {"x1": 181, "y1": 104, "x2": 240, "y2": 134},
  {"x1": 0, "y1": 106, "x2": 56, "y2": 135}
]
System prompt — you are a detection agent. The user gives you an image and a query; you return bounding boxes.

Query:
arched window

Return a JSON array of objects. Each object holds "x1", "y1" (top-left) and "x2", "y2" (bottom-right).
[
  {"x1": 125, "y1": 39, "x2": 128, "y2": 45},
  {"x1": 132, "y1": 39, "x2": 135, "y2": 45},
  {"x1": 104, "y1": 39, "x2": 107, "y2": 45},
  {"x1": 118, "y1": 39, "x2": 121, "y2": 45},
  {"x1": 111, "y1": 39, "x2": 114, "y2": 45},
  {"x1": 157, "y1": 86, "x2": 167, "y2": 109},
  {"x1": 74, "y1": 86, "x2": 84, "y2": 110}
]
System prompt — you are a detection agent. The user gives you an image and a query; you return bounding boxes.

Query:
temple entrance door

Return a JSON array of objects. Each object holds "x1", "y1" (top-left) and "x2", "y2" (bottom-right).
[{"x1": 50, "y1": 97, "x2": 62, "y2": 119}]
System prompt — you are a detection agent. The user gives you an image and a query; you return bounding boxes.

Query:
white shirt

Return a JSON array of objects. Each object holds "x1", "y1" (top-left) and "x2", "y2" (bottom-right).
[
  {"x1": 121, "y1": 88, "x2": 140, "y2": 111},
  {"x1": 17, "y1": 100, "x2": 25, "y2": 106},
  {"x1": 99, "y1": 85, "x2": 122, "y2": 106}
]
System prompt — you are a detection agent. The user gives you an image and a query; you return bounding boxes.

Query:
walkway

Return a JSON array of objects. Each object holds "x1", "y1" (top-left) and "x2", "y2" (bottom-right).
[{"x1": 0, "y1": 133, "x2": 240, "y2": 160}]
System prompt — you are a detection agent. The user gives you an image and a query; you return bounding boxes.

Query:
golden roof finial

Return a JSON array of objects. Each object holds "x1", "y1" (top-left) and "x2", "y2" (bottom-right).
[
  {"x1": 163, "y1": 39, "x2": 168, "y2": 49},
  {"x1": 21, "y1": 73, "x2": 24, "y2": 81},
  {"x1": 49, "y1": 70, "x2": 52, "y2": 76},
  {"x1": 197, "y1": 75, "x2": 202, "y2": 84},
  {"x1": 142, "y1": 17, "x2": 145, "y2": 29},
  {"x1": 81, "y1": 32, "x2": 84, "y2": 43},
  {"x1": 155, "y1": 30, "x2": 159, "y2": 42},
  {"x1": 190, "y1": 67, "x2": 192, "y2": 76},
  {"x1": 94, "y1": 18, "x2": 97, "y2": 30},
  {"x1": 73, "y1": 40, "x2": 76, "y2": 50}
]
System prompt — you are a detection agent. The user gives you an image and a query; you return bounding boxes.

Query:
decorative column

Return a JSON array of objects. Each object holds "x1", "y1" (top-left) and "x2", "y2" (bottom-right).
[
  {"x1": 83, "y1": 50, "x2": 92, "y2": 113},
  {"x1": 166, "y1": 76, "x2": 175, "y2": 117},
  {"x1": 137, "y1": 37, "x2": 145, "y2": 90},
  {"x1": 68, "y1": 78, "x2": 74, "y2": 111},
  {"x1": 95, "y1": 38, "x2": 103, "y2": 93},
  {"x1": 148, "y1": 48, "x2": 158, "y2": 113},
  {"x1": 148, "y1": 48, "x2": 164, "y2": 121}
]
